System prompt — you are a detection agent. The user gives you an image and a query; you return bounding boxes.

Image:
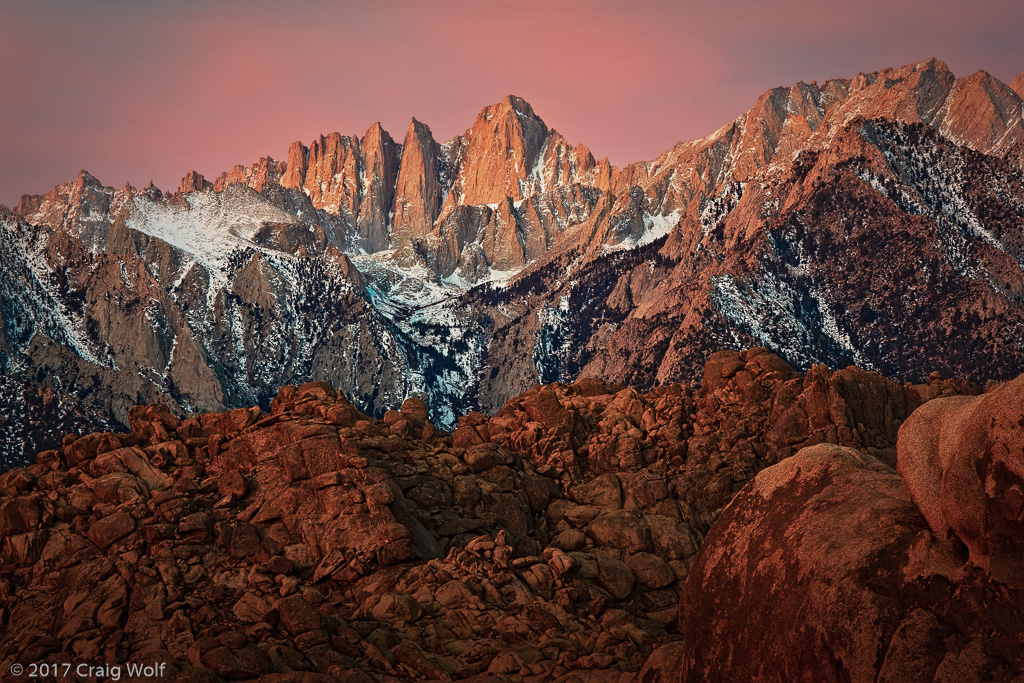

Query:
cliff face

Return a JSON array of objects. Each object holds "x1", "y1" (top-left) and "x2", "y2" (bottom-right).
[
  {"x1": 392, "y1": 119, "x2": 443, "y2": 246},
  {"x1": 356, "y1": 123, "x2": 401, "y2": 253},
  {"x1": 2, "y1": 59, "x2": 1024, "y2": 468}
]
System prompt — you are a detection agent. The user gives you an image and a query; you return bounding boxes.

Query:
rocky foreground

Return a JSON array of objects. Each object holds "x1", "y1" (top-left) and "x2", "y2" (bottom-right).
[{"x1": 0, "y1": 348, "x2": 1021, "y2": 681}]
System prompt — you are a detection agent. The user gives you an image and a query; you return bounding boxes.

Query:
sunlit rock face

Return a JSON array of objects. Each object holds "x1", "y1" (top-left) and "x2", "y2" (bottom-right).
[
  {"x1": 639, "y1": 370, "x2": 1024, "y2": 683},
  {"x1": 3, "y1": 59, "x2": 1024, "y2": 469},
  {"x1": 0, "y1": 349, "x2": 992, "y2": 679}
]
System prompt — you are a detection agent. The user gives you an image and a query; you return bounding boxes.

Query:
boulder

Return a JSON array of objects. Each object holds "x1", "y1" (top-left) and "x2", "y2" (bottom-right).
[
  {"x1": 587, "y1": 510, "x2": 652, "y2": 552},
  {"x1": 595, "y1": 555, "x2": 635, "y2": 600},
  {"x1": 626, "y1": 552, "x2": 675, "y2": 589},
  {"x1": 87, "y1": 511, "x2": 136, "y2": 549},
  {"x1": 274, "y1": 595, "x2": 321, "y2": 635},
  {"x1": 897, "y1": 375, "x2": 1024, "y2": 586},
  {"x1": 658, "y1": 444, "x2": 1024, "y2": 682}
]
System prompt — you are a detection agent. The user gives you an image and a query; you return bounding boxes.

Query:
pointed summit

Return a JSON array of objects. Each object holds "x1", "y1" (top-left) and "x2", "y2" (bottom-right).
[
  {"x1": 915, "y1": 57, "x2": 950, "y2": 74},
  {"x1": 357, "y1": 121, "x2": 400, "y2": 252},
  {"x1": 281, "y1": 140, "x2": 309, "y2": 190},
  {"x1": 179, "y1": 170, "x2": 212, "y2": 194},
  {"x1": 490, "y1": 94, "x2": 542, "y2": 121},
  {"x1": 362, "y1": 121, "x2": 388, "y2": 143},
  {"x1": 835, "y1": 58, "x2": 955, "y2": 126},
  {"x1": 932, "y1": 69, "x2": 1024, "y2": 158},
  {"x1": 477, "y1": 95, "x2": 546, "y2": 129},
  {"x1": 143, "y1": 180, "x2": 163, "y2": 199},
  {"x1": 455, "y1": 95, "x2": 549, "y2": 206},
  {"x1": 1011, "y1": 71, "x2": 1024, "y2": 100},
  {"x1": 302, "y1": 132, "x2": 360, "y2": 216},
  {"x1": 392, "y1": 118, "x2": 442, "y2": 243},
  {"x1": 73, "y1": 169, "x2": 103, "y2": 191},
  {"x1": 888, "y1": 58, "x2": 956, "y2": 124}
]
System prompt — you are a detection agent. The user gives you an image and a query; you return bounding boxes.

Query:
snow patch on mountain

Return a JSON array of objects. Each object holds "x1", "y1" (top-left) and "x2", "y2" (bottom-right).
[
  {"x1": 711, "y1": 274, "x2": 858, "y2": 370},
  {"x1": 126, "y1": 188, "x2": 298, "y2": 282},
  {"x1": 534, "y1": 296, "x2": 573, "y2": 384},
  {"x1": 603, "y1": 210, "x2": 682, "y2": 254},
  {"x1": 0, "y1": 216, "x2": 110, "y2": 367}
]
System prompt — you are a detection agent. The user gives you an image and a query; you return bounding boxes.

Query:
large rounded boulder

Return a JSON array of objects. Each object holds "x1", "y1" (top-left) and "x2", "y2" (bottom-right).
[
  {"x1": 897, "y1": 374, "x2": 1024, "y2": 587},
  {"x1": 639, "y1": 443, "x2": 1024, "y2": 681}
]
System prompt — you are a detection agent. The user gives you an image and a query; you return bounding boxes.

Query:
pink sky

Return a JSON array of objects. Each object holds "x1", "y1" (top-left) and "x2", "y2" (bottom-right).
[{"x1": 2, "y1": 0, "x2": 1022, "y2": 207}]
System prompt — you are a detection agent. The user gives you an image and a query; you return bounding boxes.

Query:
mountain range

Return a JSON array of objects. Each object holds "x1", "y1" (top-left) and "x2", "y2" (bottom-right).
[{"x1": 2, "y1": 58, "x2": 1024, "y2": 468}]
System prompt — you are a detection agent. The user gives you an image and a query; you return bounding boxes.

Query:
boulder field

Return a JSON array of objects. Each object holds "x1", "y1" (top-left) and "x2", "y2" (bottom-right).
[{"x1": 2, "y1": 348, "x2": 1019, "y2": 681}]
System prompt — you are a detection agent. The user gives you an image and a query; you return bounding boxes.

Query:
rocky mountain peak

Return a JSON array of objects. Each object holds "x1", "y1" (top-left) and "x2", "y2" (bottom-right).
[
  {"x1": 356, "y1": 121, "x2": 400, "y2": 253},
  {"x1": 280, "y1": 139, "x2": 309, "y2": 190},
  {"x1": 361, "y1": 121, "x2": 390, "y2": 147},
  {"x1": 532, "y1": 130, "x2": 600, "y2": 193},
  {"x1": 179, "y1": 170, "x2": 213, "y2": 194},
  {"x1": 74, "y1": 168, "x2": 101, "y2": 189},
  {"x1": 727, "y1": 83, "x2": 829, "y2": 180},
  {"x1": 405, "y1": 116, "x2": 436, "y2": 142},
  {"x1": 852, "y1": 57, "x2": 956, "y2": 125},
  {"x1": 212, "y1": 157, "x2": 284, "y2": 193},
  {"x1": 452, "y1": 95, "x2": 550, "y2": 206},
  {"x1": 302, "y1": 132, "x2": 361, "y2": 217},
  {"x1": 1012, "y1": 71, "x2": 1024, "y2": 99},
  {"x1": 143, "y1": 180, "x2": 163, "y2": 198},
  {"x1": 392, "y1": 118, "x2": 443, "y2": 244},
  {"x1": 934, "y1": 69, "x2": 1024, "y2": 159},
  {"x1": 12, "y1": 169, "x2": 123, "y2": 250},
  {"x1": 494, "y1": 94, "x2": 542, "y2": 120}
]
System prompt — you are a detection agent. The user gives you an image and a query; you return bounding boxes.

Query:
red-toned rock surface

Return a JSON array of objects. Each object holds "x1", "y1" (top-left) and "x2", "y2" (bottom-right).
[
  {"x1": 356, "y1": 123, "x2": 400, "y2": 254},
  {"x1": 213, "y1": 157, "x2": 286, "y2": 194},
  {"x1": 0, "y1": 350, "x2": 989, "y2": 681},
  {"x1": 935, "y1": 70, "x2": 1024, "y2": 161},
  {"x1": 639, "y1": 374, "x2": 1024, "y2": 682},
  {"x1": 4, "y1": 60, "x2": 1023, "y2": 464},
  {"x1": 897, "y1": 374, "x2": 1024, "y2": 587},
  {"x1": 391, "y1": 119, "x2": 443, "y2": 246},
  {"x1": 441, "y1": 96, "x2": 548, "y2": 208},
  {"x1": 180, "y1": 171, "x2": 214, "y2": 195},
  {"x1": 1010, "y1": 70, "x2": 1024, "y2": 100}
]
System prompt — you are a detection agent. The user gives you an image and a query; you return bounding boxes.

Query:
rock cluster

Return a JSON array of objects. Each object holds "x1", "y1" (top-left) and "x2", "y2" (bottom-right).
[
  {"x1": 639, "y1": 371, "x2": 1023, "y2": 681},
  {"x1": 0, "y1": 349, "x2": 986, "y2": 681}
]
